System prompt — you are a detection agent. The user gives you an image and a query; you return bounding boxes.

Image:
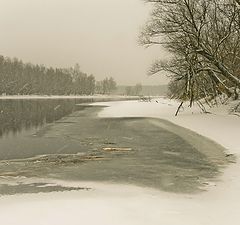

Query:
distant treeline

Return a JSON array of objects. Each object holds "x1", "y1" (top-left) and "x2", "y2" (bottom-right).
[
  {"x1": 0, "y1": 56, "x2": 116, "y2": 95},
  {"x1": 114, "y1": 84, "x2": 167, "y2": 96}
]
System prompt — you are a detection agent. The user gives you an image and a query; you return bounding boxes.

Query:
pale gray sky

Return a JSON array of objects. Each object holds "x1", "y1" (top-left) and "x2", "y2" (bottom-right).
[{"x1": 0, "y1": 0, "x2": 169, "y2": 85}]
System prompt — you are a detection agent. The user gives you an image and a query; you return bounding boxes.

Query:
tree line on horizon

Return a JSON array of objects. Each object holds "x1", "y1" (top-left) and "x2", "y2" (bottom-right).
[
  {"x1": 141, "y1": 0, "x2": 240, "y2": 109},
  {"x1": 125, "y1": 83, "x2": 143, "y2": 96},
  {"x1": 0, "y1": 56, "x2": 117, "y2": 96}
]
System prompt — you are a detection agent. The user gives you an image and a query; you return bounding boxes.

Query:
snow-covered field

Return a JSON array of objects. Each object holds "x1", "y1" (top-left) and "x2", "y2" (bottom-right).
[{"x1": 0, "y1": 97, "x2": 240, "y2": 225}]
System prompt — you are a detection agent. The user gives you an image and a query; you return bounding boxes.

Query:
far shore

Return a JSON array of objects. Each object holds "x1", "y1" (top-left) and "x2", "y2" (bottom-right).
[{"x1": 0, "y1": 94, "x2": 141, "y2": 100}]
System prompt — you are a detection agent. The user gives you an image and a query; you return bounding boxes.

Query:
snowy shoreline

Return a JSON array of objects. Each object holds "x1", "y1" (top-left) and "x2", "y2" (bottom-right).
[
  {"x1": 1, "y1": 97, "x2": 240, "y2": 225},
  {"x1": 94, "y1": 98, "x2": 240, "y2": 155}
]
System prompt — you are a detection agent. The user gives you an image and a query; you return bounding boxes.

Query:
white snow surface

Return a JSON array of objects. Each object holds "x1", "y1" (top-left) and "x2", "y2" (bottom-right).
[{"x1": 1, "y1": 97, "x2": 240, "y2": 225}]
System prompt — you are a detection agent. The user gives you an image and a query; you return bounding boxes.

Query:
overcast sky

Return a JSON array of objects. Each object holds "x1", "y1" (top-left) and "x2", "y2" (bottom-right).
[{"x1": 0, "y1": 0, "x2": 169, "y2": 85}]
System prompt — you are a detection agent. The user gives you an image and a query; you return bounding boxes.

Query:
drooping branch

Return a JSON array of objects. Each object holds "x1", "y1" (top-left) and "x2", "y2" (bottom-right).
[{"x1": 140, "y1": 0, "x2": 240, "y2": 108}]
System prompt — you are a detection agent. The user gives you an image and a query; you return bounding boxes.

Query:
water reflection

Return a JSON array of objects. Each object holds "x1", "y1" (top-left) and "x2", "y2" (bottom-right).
[{"x1": 0, "y1": 98, "x2": 93, "y2": 138}]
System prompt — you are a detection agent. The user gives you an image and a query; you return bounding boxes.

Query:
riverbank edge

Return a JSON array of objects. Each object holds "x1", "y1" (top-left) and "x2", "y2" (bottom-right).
[{"x1": 0, "y1": 95, "x2": 140, "y2": 100}]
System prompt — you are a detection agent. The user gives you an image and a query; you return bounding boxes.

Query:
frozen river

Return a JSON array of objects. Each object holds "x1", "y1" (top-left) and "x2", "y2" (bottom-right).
[{"x1": 0, "y1": 98, "x2": 230, "y2": 195}]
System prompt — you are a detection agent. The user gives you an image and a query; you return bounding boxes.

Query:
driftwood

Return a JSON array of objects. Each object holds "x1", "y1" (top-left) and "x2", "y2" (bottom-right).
[{"x1": 102, "y1": 147, "x2": 132, "y2": 152}]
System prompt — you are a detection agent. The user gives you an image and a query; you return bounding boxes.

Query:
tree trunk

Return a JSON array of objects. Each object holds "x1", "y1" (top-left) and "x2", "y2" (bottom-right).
[{"x1": 175, "y1": 101, "x2": 184, "y2": 116}]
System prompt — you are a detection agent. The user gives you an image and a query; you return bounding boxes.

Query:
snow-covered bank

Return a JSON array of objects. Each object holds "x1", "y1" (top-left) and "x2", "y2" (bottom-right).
[
  {"x1": 92, "y1": 98, "x2": 240, "y2": 223},
  {"x1": 0, "y1": 182, "x2": 202, "y2": 225},
  {"x1": 94, "y1": 98, "x2": 240, "y2": 154},
  {"x1": 0, "y1": 97, "x2": 240, "y2": 225}
]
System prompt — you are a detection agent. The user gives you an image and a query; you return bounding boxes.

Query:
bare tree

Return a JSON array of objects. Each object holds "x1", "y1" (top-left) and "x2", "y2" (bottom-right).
[{"x1": 140, "y1": 0, "x2": 240, "y2": 108}]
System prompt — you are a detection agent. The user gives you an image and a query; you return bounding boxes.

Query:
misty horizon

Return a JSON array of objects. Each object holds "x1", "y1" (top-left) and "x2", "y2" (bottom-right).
[{"x1": 0, "y1": 0, "x2": 170, "y2": 85}]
